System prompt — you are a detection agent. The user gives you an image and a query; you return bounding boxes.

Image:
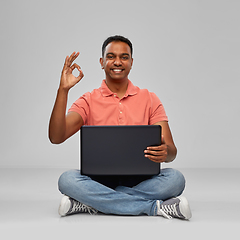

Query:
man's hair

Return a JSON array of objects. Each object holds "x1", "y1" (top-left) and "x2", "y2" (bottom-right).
[{"x1": 102, "y1": 35, "x2": 133, "y2": 57}]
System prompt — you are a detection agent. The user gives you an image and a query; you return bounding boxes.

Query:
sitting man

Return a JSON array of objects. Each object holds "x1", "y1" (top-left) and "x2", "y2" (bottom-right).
[{"x1": 48, "y1": 35, "x2": 192, "y2": 220}]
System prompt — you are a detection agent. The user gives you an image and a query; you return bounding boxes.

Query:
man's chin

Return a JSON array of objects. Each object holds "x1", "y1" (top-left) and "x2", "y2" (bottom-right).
[{"x1": 107, "y1": 77, "x2": 128, "y2": 83}]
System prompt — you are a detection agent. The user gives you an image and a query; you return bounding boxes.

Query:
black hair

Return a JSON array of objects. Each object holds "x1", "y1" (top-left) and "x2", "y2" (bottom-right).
[{"x1": 102, "y1": 35, "x2": 133, "y2": 57}]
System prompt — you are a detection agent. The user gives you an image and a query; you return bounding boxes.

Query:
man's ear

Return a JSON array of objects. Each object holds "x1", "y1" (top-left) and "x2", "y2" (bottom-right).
[{"x1": 99, "y1": 58, "x2": 104, "y2": 69}]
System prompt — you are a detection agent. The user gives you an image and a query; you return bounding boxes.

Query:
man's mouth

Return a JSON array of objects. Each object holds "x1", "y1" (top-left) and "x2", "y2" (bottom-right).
[{"x1": 112, "y1": 69, "x2": 124, "y2": 73}]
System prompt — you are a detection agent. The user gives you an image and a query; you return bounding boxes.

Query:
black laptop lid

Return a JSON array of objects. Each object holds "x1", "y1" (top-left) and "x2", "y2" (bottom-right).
[{"x1": 80, "y1": 125, "x2": 161, "y2": 176}]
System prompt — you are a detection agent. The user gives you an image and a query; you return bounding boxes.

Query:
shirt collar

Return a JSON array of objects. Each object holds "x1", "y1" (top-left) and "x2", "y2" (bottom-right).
[{"x1": 100, "y1": 80, "x2": 138, "y2": 97}]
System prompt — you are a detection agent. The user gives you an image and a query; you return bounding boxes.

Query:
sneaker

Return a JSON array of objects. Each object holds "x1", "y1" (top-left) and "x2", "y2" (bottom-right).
[
  {"x1": 157, "y1": 196, "x2": 192, "y2": 220},
  {"x1": 58, "y1": 195, "x2": 98, "y2": 216}
]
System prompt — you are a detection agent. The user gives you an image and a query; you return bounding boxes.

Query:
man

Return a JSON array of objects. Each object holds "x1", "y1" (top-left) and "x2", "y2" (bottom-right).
[{"x1": 49, "y1": 35, "x2": 192, "y2": 220}]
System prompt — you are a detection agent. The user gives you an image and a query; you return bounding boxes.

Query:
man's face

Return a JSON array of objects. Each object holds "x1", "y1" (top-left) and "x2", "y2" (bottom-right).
[{"x1": 100, "y1": 41, "x2": 133, "y2": 82}]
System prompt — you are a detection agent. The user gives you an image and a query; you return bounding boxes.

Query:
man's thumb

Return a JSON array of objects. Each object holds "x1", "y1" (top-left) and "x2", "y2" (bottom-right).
[{"x1": 161, "y1": 135, "x2": 166, "y2": 145}]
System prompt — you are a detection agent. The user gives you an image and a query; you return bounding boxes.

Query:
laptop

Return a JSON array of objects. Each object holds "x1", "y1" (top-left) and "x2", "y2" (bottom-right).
[{"x1": 80, "y1": 125, "x2": 161, "y2": 177}]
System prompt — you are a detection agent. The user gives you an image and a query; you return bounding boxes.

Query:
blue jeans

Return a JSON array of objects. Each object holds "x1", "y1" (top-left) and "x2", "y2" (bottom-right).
[{"x1": 58, "y1": 168, "x2": 185, "y2": 216}]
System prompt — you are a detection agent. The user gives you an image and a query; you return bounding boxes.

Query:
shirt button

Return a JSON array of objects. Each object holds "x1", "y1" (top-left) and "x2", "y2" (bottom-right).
[{"x1": 120, "y1": 111, "x2": 122, "y2": 114}]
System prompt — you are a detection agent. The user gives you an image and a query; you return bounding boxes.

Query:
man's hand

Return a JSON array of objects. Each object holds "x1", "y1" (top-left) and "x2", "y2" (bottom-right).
[
  {"x1": 144, "y1": 135, "x2": 168, "y2": 163},
  {"x1": 59, "y1": 52, "x2": 84, "y2": 91}
]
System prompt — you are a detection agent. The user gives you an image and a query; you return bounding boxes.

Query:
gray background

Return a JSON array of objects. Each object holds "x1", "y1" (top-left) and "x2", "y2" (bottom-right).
[{"x1": 1, "y1": 0, "x2": 239, "y2": 169}]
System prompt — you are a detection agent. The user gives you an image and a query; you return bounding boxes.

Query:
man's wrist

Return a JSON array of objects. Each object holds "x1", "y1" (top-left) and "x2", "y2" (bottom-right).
[
  {"x1": 165, "y1": 145, "x2": 177, "y2": 163},
  {"x1": 58, "y1": 85, "x2": 70, "y2": 95}
]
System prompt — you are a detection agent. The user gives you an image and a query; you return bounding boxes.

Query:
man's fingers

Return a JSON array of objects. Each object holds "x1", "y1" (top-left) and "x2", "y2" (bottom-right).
[
  {"x1": 144, "y1": 146, "x2": 162, "y2": 156},
  {"x1": 144, "y1": 143, "x2": 168, "y2": 163},
  {"x1": 63, "y1": 55, "x2": 70, "y2": 69},
  {"x1": 69, "y1": 51, "x2": 79, "y2": 63},
  {"x1": 63, "y1": 52, "x2": 80, "y2": 69},
  {"x1": 70, "y1": 63, "x2": 81, "y2": 71},
  {"x1": 145, "y1": 149, "x2": 162, "y2": 156},
  {"x1": 145, "y1": 154, "x2": 165, "y2": 163},
  {"x1": 71, "y1": 63, "x2": 84, "y2": 77},
  {"x1": 146, "y1": 145, "x2": 162, "y2": 151},
  {"x1": 76, "y1": 69, "x2": 84, "y2": 80},
  {"x1": 71, "y1": 63, "x2": 84, "y2": 81}
]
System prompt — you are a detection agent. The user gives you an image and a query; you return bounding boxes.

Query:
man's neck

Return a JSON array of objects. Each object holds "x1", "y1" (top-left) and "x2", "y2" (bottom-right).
[{"x1": 105, "y1": 78, "x2": 129, "y2": 99}]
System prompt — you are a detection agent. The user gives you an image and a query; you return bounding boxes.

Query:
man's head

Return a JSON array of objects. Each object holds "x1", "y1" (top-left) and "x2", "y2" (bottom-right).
[
  {"x1": 100, "y1": 36, "x2": 133, "y2": 82},
  {"x1": 102, "y1": 35, "x2": 133, "y2": 58},
  {"x1": 100, "y1": 35, "x2": 133, "y2": 83}
]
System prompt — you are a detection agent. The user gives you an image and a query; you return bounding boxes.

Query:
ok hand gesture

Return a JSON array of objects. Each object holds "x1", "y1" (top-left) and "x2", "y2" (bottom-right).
[{"x1": 60, "y1": 52, "x2": 84, "y2": 91}]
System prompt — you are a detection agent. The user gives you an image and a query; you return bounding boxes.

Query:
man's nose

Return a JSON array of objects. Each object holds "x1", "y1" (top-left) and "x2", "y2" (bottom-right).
[{"x1": 114, "y1": 57, "x2": 122, "y2": 66}]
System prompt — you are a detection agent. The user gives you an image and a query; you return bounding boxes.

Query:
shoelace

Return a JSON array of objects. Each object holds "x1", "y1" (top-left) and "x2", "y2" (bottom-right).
[
  {"x1": 160, "y1": 203, "x2": 181, "y2": 219},
  {"x1": 70, "y1": 200, "x2": 98, "y2": 215},
  {"x1": 158, "y1": 209, "x2": 172, "y2": 219}
]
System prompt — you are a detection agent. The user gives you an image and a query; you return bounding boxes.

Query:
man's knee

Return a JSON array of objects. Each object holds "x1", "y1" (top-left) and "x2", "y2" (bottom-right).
[
  {"x1": 160, "y1": 168, "x2": 186, "y2": 196},
  {"x1": 171, "y1": 168, "x2": 185, "y2": 190},
  {"x1": 58, "y1": 169, "x2": 81, "y2": 193}
]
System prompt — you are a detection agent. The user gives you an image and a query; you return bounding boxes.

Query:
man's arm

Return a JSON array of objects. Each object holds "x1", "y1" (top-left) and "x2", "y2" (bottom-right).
[
  {"x1": 48, "y1": 52, "x2": 84, "y2": 144},
  {"x1": 144, "y1": 121, "x2": 177, "y2": 163}
]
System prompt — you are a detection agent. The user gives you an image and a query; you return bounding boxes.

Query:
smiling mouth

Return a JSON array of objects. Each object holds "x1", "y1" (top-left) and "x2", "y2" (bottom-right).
[{"x1": 111, "y1": 69, "x2": 124, "y2": 73}]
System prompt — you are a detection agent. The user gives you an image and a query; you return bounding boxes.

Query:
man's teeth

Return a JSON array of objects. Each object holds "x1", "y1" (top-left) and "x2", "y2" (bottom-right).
[{"x1": 113, "y1": 69, "x2": 122, "y2": 72}]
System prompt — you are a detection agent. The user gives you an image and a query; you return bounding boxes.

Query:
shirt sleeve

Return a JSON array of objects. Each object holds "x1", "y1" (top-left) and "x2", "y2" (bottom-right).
[
  {"x1": 149, "y1": 92, "x2": 168, "y2": 125},
  {"x1": 68, "y1": 92, "x2": 90, "y2": 124}
]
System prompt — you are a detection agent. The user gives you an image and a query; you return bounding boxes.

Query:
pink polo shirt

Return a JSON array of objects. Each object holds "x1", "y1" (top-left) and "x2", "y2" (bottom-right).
[{"x1": 68, "y1": 80, "x2": 168, "y2": 125}]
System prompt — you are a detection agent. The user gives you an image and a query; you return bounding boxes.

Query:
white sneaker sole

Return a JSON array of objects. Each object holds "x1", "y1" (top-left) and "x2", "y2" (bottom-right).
[
  {"x1": 177, "y1": 196, "x2": 192, "y2": 220},
  {"x1": 58, "y1": 195, "x2": 71, "y2": 216}
]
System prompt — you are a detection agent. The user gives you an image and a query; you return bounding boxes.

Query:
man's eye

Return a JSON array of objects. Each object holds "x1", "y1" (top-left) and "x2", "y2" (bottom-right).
[{"x1": 107, "y1": 55, "x2": 114, "y2": 59}]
